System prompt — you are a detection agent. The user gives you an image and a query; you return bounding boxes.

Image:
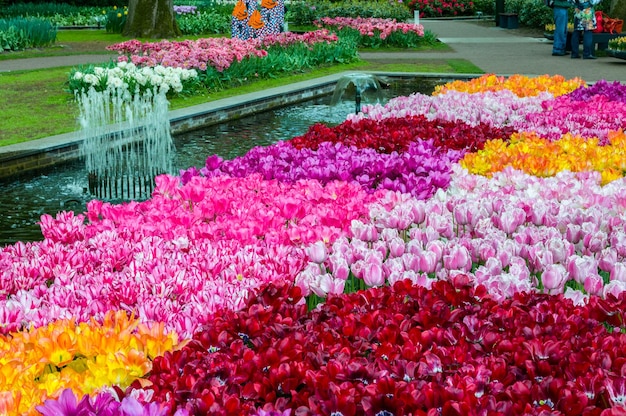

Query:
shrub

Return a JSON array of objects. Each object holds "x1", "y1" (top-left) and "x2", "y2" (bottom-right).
[
  {"x1": 177, "y1": 9, "x2": 231, "y2": 34},
  {"x1": 472, "y1": 0, "x2": 494, "y2": 14},
  {"x1": 288, "y1": 1, "x2": 327, "y2": 26},
  {"x1": 104, "y1": 5, "x2": 127, "y2": 33},
  {"x1": 0, "y1": 3, "x2": 117, "y2": 26},
  {"x1": 517, "y1": 0, "x2": 553, "y2": 27},
  {"x1": 287, "y1": 0, "x2": 411, "y2": 26},
  {"x1": 0, "y1": 17, "x2": 57, "y2": 50}
]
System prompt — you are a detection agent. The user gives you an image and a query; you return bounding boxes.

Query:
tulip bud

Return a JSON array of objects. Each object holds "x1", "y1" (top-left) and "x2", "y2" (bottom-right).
[
  {"x1": 567, "y1": 255, "x2": 598, "y2": 285},
  {"x1": 363, "y1": 262, "x2": 385, "y2": 287},
  {"x1": 307, "y1": 241, "x2": 327, "y2": 264},
  {"x1": 443, "y1": 245, "x2": 472, "y2": 272},
  {"x1": 388, "y1": 237, "x2": 406, "y2": 258},
  {"x1": 610, "y1": 262, "x2": 626, "y2": 283},
  {"x1": 541, "y1": 264, "x2": 568, "y2": 294},
  {"x1": 419, "y1": 250, "x2": 438, "y2": 274},
  {"x1": 583, "y1": 274, "x2": 604, "y2": 296}
]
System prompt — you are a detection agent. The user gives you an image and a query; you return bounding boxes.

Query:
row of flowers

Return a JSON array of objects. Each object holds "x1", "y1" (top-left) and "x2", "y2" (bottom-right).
[
  {"x1": 3, "y1": 74, "x2": 626, "y2": 414},
  {"x1": 315, "y1": 16, "x2": 425, "y2": 39},
  {"x1": 40, "y1": 279, "x2": 626, "y2": 415},
  {"x1": 67, "y1": 16, "x2": 436, "y2": 96},
  {"x1": 315, "y1": 16, "x2": 430, "y2": 48},
  {"x1": 68, "y1": 30, "x2": 346, "y2": 96}
]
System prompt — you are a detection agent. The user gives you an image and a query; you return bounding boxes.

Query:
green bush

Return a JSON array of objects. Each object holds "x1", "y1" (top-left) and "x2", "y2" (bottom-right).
[
  {"x1": 104, "y1": 6, "x2": 126, "y2": 33},
  {"x1": 517, "y1": 0, "x2": 553, "y2": 27},
  {"x1": 288, "y1": 1, "x2": 327, "y2": 26},
  {"x1": 177, "y1": 9, "x2": 230, "y2": 35},
  {"x1": 4, "y1": 0, "x2": 120, "y2": 6},
  {"x1": 202, "y1": 36, "x2": 359, "y2": 90},
  {"x1": 0, "y1": 3, "x2": 119, "y2": 26},
  {"x1": 287, "y1": 0, "x2": 411, "y2": 26},
  {"x1": 472, "y1": 0, "x2": 494, "y2": 15},
  {"x1": 0, "y1": 16, "x2": 57, "y2": 50}
]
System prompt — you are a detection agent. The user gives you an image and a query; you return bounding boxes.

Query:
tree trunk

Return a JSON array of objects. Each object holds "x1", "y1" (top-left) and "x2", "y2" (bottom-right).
[
  {"x1": 610, "y1": 0, "x2": 626, "y2": 22},
  {"x1": 123, "y1": 0, "x2": 181, "y2": 39}
]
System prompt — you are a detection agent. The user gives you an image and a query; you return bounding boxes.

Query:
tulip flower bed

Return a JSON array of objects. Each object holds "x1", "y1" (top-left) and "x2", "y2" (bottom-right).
[
  {"x1": 314, "y1": 17, "x2": 431, "y2": 48},
  {"x1": 4, "y1": 74, "x2": 626, "y2": 414},
  {"x1": 69, "y1": 30, "x2": 357, "y2": 96}
]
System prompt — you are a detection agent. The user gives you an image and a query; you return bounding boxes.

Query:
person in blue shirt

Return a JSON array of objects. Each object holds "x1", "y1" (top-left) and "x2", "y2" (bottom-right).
[{"x1": 570, "y1": 0, "x2": 601, "y2": 59}]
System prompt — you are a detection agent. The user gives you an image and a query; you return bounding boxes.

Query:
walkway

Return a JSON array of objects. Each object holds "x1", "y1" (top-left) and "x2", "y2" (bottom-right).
[{"x1": 362, "y1": 19, "x2": 626, "y2": 82}]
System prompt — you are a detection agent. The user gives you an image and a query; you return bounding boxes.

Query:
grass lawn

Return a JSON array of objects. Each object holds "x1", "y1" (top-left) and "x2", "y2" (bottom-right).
[{"x1": 0, "y1": 30, "x2": 484, "y2": 147}]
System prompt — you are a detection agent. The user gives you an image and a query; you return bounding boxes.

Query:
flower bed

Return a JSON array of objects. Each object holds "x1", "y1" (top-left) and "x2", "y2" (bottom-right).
[
  {"x1": 69, "y1": 31, "x2": 356, "y2": 96},
  {"x1": 4, "y1": 74, "x2": 626, "y2": 415},
  {"x1": 315, "y1": 16, "x2": 430, "y2": 48}
]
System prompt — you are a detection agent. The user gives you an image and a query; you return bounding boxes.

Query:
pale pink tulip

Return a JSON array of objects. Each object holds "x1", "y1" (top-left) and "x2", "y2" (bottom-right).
[
  {"x1": 567, "y1": 255, "x2": 599, "y2": 285},
  {"x1": 610, "y1": 262, "x2": 626, "y2": 283},
  {"x1": 307, "y1": 241, "x2": 328, "y2": 264},
  {"x1": 541, "y1": 264, "x2": 568, "y2": 294},
  {"x1": 443, "y1": 245, "x2": 472, "y2": 272}
]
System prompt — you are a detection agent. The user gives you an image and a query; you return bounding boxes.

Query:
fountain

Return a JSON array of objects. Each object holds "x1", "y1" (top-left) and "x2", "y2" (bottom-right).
[
  {"x1": 77, "y1": 87, "x2": 173, "y2": 200},
  {"x1": 330, "y1": 73, "x2": 386, "y2": 114}
]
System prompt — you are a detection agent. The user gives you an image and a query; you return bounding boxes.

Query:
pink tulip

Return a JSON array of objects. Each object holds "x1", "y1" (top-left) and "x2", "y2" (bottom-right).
[
  {"x1": 443, "y1": 245, "x2": 472, "y2": 272},
  {"x1": 307, "y1": 241, "x2": 328, "y2": 264},
  {"x1": 425, "y1": 240, "x2": 444, "y2": 263},
  {"x1": 565, "y1": 224, "x2": 583, "y2": 244},
  {"x1": 583, "y1": 274, "x2": 604, "y2": 296},
  {"x1": 362, "y1": 253, "x2": 384, "y2": 287},
  {"x1": 564, "y1": 287, "x2": 589, "y2": 306},
  {"x1": 541, "y1": 264, "x2": 568, "y2": 294},
  {"x1": 388, "y1": 237, "x2": 405, "y2": 258},
  {"x1": 545, "y1": 237, "x2": 573, "y2": 264},
  {"x1": 329, "y1": 255, "x2": 350, "y2": 280},
  {"x1": 583, "y1": 231, "x2": 607, "y2": 254},
  {"x1": 315, "y1": 273, "x2": 346, "y2": 297},
  {"x1": 567, "y1": 255, "x2": 599, "y2": 285},
  {"x1": 410, "y1": 202, "x2": 426, "y2": 224},
  {"x1": 598, "y1": 248, "x2": 618, "y2": 272},
  {"x1": 419, "y1": 250, "x2": 439, "y2": 274},
  {"x1": 603, "y1": 280, "x2": 626, "y2": 299},
  {"x1": 610, "y1": 262, "x2": 626, "y2": 283},
  {"x1": 497, "y1": 207, "x2": 526, "y2": 234},
  {"x1": 351, "y1": 222, "x2": 378, "y2": 242}
]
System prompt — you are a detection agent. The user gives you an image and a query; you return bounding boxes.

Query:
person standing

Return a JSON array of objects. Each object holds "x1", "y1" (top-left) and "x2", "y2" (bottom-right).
[
  {"x1": 570, "y1": 0, "x2": 601, "y2": 59},
  {"x1": 552, "y1": 0, "x2": 571, "y2": 56}
]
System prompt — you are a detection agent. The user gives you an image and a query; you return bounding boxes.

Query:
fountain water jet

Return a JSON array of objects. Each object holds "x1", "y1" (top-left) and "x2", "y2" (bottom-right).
[
  {"x1": 330, "y1": 73, "x2": 386, "y2": 114},
  {"x1": 77, "y1": 86, "x2": 173, "y2": 200}
]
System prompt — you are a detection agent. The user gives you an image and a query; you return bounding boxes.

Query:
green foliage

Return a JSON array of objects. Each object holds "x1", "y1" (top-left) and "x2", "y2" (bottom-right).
[
  {"x1": 104, "y1": 7, "x2": 126, "y2": 33},
  {"x1": 331, "y1": 26, "x2": 439, "y2": 49},
  {"x1": 0, "y1": 3, "x2": 121, "y2": 27},
  {"x1": 517, "y1": 0, "x2": 553, "y2": 27},
  {"x1": 176, "y1": 9, "x2": 230, "y2": 35},
  {"x1": 288, "y1": 1, "x2": 326, "y2": 26},
  {"x1": 472, "y1": 0, "x2": 494, "y2": 15},
  {"x1": 324, "y1": 0, "x2": 412, "y2": 20},
  {"x1": 287, "y1": 0, "x2": 411, "y2": 26},
  {"x1": 200, "y1": 36, "x2": 359, "y2": 91},
  {"x1": 0, "y1": 17, "x2": 57, "y2": 51}
]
